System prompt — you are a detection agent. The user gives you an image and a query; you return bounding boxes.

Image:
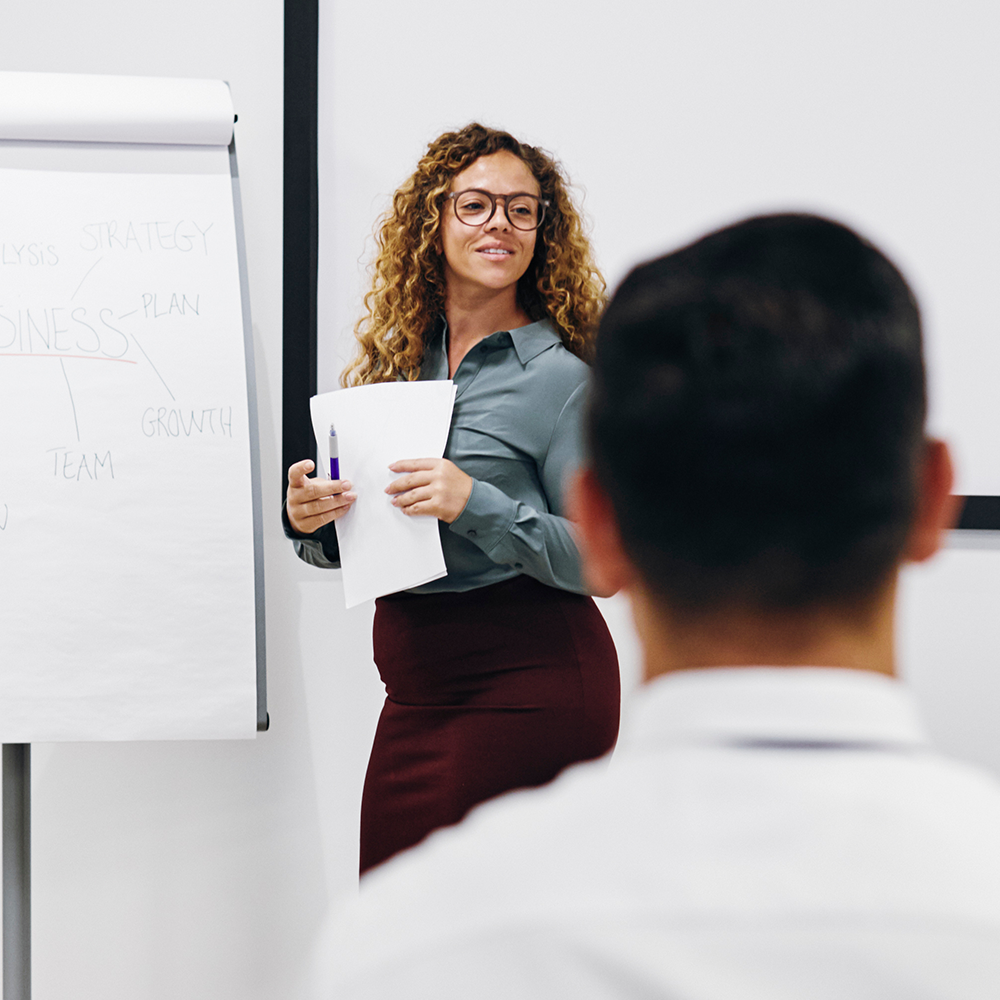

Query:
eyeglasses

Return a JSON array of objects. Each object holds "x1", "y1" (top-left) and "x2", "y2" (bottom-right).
[{"x1": 447, "y1": 189, "x2": 549, "y2": 232}]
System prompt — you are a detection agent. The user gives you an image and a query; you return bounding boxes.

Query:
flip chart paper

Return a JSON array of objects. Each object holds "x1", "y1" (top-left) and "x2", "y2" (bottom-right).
[
  {"x1": 310, "y1": 381, "x2": 457, "y2": 608},
  {"x1": 0, "y1": 80, "x2": 258, "y2": 741}
]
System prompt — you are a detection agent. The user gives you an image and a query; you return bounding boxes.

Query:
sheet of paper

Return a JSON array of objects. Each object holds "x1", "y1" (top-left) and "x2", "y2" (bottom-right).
[
  {"x1": 0, "y1": 149, "x2": 258, "y2": 741},
  {"x1": 310, "y1": 381, "x2": 457, "y2": 608}
]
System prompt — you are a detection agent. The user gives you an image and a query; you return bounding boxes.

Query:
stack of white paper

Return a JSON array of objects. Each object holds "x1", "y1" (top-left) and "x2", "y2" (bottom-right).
[{"x1": 310, "y1": 381, "x2": 457, "y2": 607}]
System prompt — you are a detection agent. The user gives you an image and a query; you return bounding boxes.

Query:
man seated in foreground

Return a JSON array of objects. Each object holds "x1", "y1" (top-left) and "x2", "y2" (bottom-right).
[{"x1": 312, "y1": 213, "x2": 1000, "y2": 998}]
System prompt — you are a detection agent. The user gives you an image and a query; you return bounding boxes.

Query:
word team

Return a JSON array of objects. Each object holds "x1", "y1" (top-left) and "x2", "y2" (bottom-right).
[{"x1": 47, "y1": 448, "x2": 115, "y2": 481}]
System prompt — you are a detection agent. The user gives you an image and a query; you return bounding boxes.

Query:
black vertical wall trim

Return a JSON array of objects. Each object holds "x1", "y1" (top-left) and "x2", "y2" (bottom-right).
[{"x1": 283, "y1": 0, "x2": 319, "y2": 493}]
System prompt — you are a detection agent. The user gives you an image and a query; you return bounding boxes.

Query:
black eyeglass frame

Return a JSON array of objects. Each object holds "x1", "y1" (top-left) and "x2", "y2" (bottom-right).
[{"x1": 446, "y1": 189, "x2": 551, "y2": 232}]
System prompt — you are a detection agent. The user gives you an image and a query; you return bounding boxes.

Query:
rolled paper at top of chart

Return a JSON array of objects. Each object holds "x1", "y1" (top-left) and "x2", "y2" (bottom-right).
[{"x1": 0, "y1": 71, "x2": 235, "y2": 146}]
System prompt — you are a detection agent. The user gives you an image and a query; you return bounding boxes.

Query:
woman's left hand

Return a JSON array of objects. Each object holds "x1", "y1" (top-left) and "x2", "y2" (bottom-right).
[{"x1": 386, "y1": 458, "x2": 473, "y2": 524}]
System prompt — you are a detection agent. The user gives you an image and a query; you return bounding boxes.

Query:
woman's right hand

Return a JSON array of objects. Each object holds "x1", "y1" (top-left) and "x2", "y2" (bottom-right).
[{"x1": 286, "y1": 459, "x2": 357, "y2": 534}]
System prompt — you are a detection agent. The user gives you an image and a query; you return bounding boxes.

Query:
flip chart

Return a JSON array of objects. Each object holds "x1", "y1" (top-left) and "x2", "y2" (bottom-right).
[{"x1": 0, "y1": 72, "x2": 263, "y2": 741}]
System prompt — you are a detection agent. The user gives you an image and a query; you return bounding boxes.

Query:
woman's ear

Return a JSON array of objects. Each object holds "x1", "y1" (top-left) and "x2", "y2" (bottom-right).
[
  {"x1": 905, "y1": 438, "x2": 959, "y2": 564},
  {"x1": 566, "y1": 467, "x2": 634, "y2": 598}
]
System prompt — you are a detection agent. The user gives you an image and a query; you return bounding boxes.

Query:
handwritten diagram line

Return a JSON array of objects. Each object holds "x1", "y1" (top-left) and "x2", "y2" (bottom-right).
[
  {"x1": 130, "y1": 334, "x2": 175, "y2": 401},
  {"x1": 59, "y1": 358, "x2": 81, "y2": 442},
  {"x1": 0, "y1": 505, "x2": 8, "y2": 531},
  {"x1": 0, "y1": 353, "x2": 137, "y2": 364},
  {"x1": 118, "y1": 309, "x2": 138, "y2": 319},
  {"x1": 71, "y1": 256, "x2": 104, "y2": 300}
]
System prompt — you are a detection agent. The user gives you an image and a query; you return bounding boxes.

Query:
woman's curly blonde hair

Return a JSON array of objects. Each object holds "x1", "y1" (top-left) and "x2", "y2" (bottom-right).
[{"x1": 341, "y1": 123, "x2": 606, "y2": 386}]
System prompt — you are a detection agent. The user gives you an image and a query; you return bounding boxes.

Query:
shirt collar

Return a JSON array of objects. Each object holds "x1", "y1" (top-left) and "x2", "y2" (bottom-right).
[
  {"x1": 428, "y1": 316, "x2": 562, "y2": 369},
  {"x1": 619, "y1": 667, "x2": 930, "y2": 753},
  {"x1": 507, "y1": 319, "x2": 562, "y2": 365}
]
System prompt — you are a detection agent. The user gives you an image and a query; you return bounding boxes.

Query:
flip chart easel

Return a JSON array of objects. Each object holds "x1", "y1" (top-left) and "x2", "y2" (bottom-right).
[
  {"x1": 0, "y1": 71, "x2": 267, "y2": 998},
  {"x1": 3, "y1": 746, "x2": 30, "y2": 1000}
]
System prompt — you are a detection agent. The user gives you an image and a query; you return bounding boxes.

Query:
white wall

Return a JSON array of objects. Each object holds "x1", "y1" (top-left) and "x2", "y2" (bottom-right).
[
  {"x1": 1, "y1": 1, "x2": 999, "y2": 998},
  {"x1": 319, "y1": 0, "x2": 1000, "y2": 494}
]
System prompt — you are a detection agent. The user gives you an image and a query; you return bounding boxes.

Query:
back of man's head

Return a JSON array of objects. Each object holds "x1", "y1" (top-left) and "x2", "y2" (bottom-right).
[{"x1": 589, "y1": 213, "x2": 926, "y2": 614}]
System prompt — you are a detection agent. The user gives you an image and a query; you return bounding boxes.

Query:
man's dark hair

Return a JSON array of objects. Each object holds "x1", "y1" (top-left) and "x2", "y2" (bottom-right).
[{"x1": 589, "y1": 213, "x2": 927, "y2": 612}]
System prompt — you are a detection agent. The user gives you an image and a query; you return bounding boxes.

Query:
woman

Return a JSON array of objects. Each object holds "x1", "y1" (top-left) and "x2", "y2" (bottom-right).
[{"x1": 284, "y1": 123, "x2": 619, "y2": 874}]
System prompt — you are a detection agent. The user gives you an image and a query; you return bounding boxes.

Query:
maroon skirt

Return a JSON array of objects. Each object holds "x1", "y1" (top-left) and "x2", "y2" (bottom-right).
[{"x1": 360, "y1": 575, "x2": 620, "y2": 874}]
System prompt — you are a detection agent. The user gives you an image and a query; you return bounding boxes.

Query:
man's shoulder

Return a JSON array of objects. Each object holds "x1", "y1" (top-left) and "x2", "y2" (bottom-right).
[
  {"x1": 362, "y1": 751, "x2": 620, "y2": 913},
  {"x1": 317, "y1": 730, "x2": 1000, "y2": 999},
  {"x1": 344, "y1": 670, "x2": 1000, "y2": 920},
  {"x1": 322, "y1": 753, "x2": 626, "y2": 973},
  {"x1": 319, "y1": 671, "x2": 1000, "y2": 997}
]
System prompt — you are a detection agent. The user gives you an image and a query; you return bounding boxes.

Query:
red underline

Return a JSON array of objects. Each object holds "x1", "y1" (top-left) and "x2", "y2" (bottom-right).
[{"x1": 0, "y1": 353, "x2": 137, "y2": 364}]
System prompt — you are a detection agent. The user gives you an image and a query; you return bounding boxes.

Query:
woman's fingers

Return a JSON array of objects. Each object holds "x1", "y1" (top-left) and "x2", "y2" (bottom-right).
[
  {"x1": 385, "y1": 458, "x2": 435, "y2": 496},
  {"x1": 289, "y1": 454, "x2": 469, "y2": 528},
  {"x1": 290, "y1": 487, "x2": 357, "y2": 532},
  {"x1": 391, "y1": 486, "x2": 432, "y2": 510},
  {"x1": 286, "y1": 457, "x2": 357, "y2": 533},
  {"x1": 385, "y1": 458, "x2": 472, "y2": 523},
  {"x1": 385, "y1": 472, "x2": 430, "y2": 496},
  {"x1": 287, "y1": 458, "x2": 316, "y2": 487},
  {"x1": 307, "y1": 486, "x2": 356, "y2": 517},
  {"x1": 388, "y1": 459, "x2": 434, "y2": 474}
]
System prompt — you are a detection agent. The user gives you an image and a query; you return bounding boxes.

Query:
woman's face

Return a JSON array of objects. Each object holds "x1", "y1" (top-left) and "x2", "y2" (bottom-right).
[{"x1": 439, "y1": 151, "x2": 540, "y2": 300}]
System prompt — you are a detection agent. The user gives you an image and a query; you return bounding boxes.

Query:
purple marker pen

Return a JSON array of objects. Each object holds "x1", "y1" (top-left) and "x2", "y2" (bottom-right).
[{"x1": 329, "y1": 423, "x2": 340, "y2": 480}]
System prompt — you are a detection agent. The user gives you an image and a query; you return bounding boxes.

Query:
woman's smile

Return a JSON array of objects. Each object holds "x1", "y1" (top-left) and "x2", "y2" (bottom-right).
[{"x1": 475, "y1": 241, "x2": 518, "y2": 260}]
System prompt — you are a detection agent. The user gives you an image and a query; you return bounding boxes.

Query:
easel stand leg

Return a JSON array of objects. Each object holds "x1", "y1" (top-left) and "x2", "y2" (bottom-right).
[{"x1": 2, "y1": 745, "x2": 30, "y2": 1000}]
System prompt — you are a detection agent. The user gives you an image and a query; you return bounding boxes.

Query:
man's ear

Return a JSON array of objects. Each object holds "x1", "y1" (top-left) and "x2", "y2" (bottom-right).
[
  {"x1": 566, "y1": 467, "x2": 634, "y2": 598},
  {"x1": 905, "y1": 438, "x2": 959, "y2": 564}
]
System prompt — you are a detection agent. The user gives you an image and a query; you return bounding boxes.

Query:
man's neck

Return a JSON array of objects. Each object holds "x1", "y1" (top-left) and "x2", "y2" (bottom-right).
[{"x1": 632, "y1": 580, "x2": 898, "y2": 682}]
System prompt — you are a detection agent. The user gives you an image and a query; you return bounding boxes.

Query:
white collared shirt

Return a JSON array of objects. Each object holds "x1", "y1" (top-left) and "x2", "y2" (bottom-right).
[{"x1": 313, "y1": 668, "x2": 1000, "y2": 999}]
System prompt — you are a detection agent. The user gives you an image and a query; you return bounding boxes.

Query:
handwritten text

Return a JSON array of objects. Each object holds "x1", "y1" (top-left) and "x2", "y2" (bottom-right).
[
  {"x1": 0, "y1": 306, "x2": 129, "y2": 358},
  {"x1": 47, "y1": 448, "x2": 115, "y2": 481},
  {"x1": 2, "y1": 243, "x2": 59, "y2": 266},
  {"x1": 141, "y1": 293, "x2": 200, "y2": 319},
  {"x1": 80, "y1": 221, "x2": 214, "y2": 255},
  {"x1": 141, "y1": 406, "x2": 233, "y2": 438}
]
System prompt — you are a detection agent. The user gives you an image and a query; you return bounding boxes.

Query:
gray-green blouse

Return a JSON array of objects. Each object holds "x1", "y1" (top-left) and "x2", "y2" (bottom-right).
[{"x1": 284, "y1": 318, "x2": 590, "y2": 595}]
